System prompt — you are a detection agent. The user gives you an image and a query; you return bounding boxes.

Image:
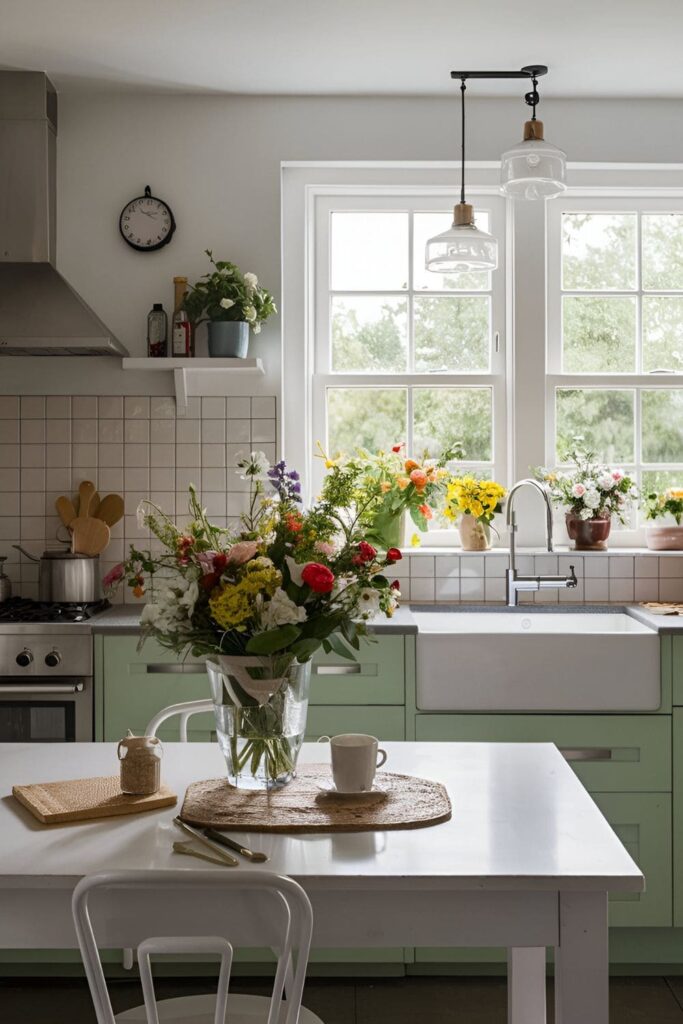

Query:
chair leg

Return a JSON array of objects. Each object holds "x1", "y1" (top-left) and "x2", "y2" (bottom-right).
[{"x1": 122, "y1": 947, "x2": 135, "y2": 970}]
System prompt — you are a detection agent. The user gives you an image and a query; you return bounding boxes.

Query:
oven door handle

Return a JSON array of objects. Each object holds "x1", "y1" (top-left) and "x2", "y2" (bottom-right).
[{"x1": 0, "y1": 683, "x2": 85, "y2": 695}]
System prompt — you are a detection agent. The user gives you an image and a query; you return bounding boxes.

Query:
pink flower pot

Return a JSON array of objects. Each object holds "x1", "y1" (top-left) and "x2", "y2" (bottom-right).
[{"x1": 646, "y1": 525, "x2": 683, "y2": 551}]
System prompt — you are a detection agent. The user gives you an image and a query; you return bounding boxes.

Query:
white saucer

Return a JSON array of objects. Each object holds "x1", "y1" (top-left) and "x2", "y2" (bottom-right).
[{"x1": 315, "y1": 779, "x2": 386, "y2": 798}]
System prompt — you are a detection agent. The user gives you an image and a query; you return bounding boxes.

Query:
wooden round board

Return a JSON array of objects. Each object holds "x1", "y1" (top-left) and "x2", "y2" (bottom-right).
[{"x1": 180, "y1": 763, "x2": 451, "y2": 833}]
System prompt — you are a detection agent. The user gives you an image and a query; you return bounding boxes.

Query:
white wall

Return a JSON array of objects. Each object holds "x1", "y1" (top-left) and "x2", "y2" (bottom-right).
[{"x1": 1, "y1": 91, "x2": 683, "y2": 398}]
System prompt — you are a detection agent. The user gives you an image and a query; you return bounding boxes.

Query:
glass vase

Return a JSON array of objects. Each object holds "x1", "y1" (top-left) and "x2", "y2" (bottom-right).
[
  {"x1": 206, "y1": 655, "x2": 311, "y2": 790},
  {"x1": 458, "y1": 514, "x2": 492, "y2": 551}
]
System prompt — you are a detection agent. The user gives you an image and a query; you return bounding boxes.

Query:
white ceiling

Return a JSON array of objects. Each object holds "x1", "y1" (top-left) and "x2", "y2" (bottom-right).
[{"x1": 2, "y1": 0, "x2": 682, "y2": 98}]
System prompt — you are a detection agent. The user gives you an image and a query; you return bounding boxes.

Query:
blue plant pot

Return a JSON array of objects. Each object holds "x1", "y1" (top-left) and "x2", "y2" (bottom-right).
[{"x1": 207, "y1": 321, "x2": 250, "y2": 358}]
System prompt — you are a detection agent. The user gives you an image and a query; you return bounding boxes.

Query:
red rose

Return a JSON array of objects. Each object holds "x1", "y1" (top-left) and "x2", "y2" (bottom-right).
[
  {"x1": 358, "y1": 541, "x2": 377, "y2": 562},
  {"x1": 213, "y1": 553, "x2": 228, "y2": 572},
  {"x1": 392, "y1": 443, "x2": 405, "y2": 453},
  {"x1": 200, "y1": 572, "x2": 220, "y2": 592},
  {"x1": 386, "y1": 547, "x2": 402, "y2": 562},
  {"x1": 390, "y1": 579, "x2": 401, "y2": 591},
  {"x1": 301, "y1": 562, "x2": 335, "y2": 594}
]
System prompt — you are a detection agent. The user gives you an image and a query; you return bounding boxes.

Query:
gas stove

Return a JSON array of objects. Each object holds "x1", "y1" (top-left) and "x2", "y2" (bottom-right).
[{"x1": 0, "y1": 597, "x2": 109, "y2": 626}]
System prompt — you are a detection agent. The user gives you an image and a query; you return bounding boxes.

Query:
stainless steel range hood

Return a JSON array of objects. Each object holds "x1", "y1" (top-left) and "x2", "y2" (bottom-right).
[{"x1": 0, "y1": 71, "x2": 128, "y2": 357}]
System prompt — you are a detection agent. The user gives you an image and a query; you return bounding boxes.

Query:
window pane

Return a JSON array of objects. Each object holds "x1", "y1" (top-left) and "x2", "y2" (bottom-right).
[
  {"x1": 414, "y1": 296, "x2": 490, "y2": 372},
  {"x1": 331, "y1": 296, "x2": 408, "y2": 372},
  {"x1": 562, "y1": 296, "x2": 636, "y2": 372},
  {"x1": 642, "y1": 390, "x2": 683, "y2": 463},
  {"x1": 327, "y1": 388, "x2": 407, "y2": 455},
  {"x1": 413, "y1": 211, "x2": 490, "y2": 292},
  {"x1": 642, "y1": 470, "x2": 683, "y2": 496},
  {"x1": 642, "y1": 296, "x2": 683, "y2": 372},
  {"x1": 413, "y1": 388, "x2": 492, "y2": 461},
  {"x1": 561, "y1": 213, "x2": 637, "y2": 291},
  {"x1": 642, "y1": 214, "x2": 683, "y2": 290},
  {"x1": 556, "y1": 389, "x2": 634, "y2": 463},
  {"x1": 330, "y1": 212, "x2": 408, "y2": 291}
]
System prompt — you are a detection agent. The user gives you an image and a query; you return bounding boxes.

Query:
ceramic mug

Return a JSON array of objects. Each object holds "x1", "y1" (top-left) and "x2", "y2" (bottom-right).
[{"x1": 318, "y1": 733, "x2": 388, "y2": 793}]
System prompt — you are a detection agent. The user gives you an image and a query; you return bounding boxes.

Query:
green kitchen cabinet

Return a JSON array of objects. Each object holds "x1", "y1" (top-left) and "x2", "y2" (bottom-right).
[
  {"x1": 673, "y1": 708, "x2": 683, "y2": 926},
  {"x1": 414, "y1": 713, "x2": 671, "y2": 793},
  {"x1": 673, "y1": 637, "x2": 683, "y2": 706}
]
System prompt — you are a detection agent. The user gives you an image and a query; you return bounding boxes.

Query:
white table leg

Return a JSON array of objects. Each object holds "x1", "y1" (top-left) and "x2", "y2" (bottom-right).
[
  {"x1": 507, "y1": 947, "x2": 547, "y2": 1024},
  {"x1": 555, "y1": 891, "x2": 608, "y2": 1024}
]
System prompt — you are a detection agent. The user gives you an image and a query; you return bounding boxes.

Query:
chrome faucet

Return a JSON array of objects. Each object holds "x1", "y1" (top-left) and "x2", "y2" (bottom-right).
[{"x1": 505, "y1": 478, "x2": 577, "y2": 606}]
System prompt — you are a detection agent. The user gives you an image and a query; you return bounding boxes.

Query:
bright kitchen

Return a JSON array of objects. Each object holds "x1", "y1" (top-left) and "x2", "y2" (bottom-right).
[{"x1": 1, "y1": 3, "x2": 683, "y2": 1023}]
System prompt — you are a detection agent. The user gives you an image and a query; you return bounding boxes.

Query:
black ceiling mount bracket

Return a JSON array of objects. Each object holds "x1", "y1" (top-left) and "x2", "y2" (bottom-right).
[{"x1": 450, "y1": 64, "x2": 548, "y2": 81}]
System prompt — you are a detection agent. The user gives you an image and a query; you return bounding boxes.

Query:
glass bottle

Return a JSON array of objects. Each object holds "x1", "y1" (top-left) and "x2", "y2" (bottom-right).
[
  {"x1": 146, "y1": 303, "x2": 167, "y2": 358},
  {"x1": 172, "y1": 276, "x2": 193, "y2": 358}
]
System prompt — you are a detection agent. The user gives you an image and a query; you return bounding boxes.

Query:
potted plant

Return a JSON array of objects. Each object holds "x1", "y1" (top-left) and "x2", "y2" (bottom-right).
[
  {"x1": 534, "y1": 443, "x2": 637, "y2": 550},
  {"x1": 443, "y1": 476, "x2": 507, "y2": 551},
  {"x1": 317, "y1": 441, "x2": 463, "y2": 550},
  {"x1": 183, "y1": 250, "x2": 276, "y2": 358},
  {"x1": 642, "y1": 488, "x2": 683, "y2": 550},
  {"x1": 105, "y1": 453, "x2": 400, "y2": 790}
]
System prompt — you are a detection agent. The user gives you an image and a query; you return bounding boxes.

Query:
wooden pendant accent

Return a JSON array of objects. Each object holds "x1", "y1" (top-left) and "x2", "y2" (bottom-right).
[
  {"x1": 523, "y1": 120, "x2": 545, "y2": 141},
  {"x1": 452, "y1": 202, "x2": 474, "y2": 226}
]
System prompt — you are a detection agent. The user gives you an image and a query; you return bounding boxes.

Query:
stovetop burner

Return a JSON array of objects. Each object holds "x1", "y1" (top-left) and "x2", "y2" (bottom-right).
[{"x1": 0, "y1": 598, "x2": 110, "y2": 624}]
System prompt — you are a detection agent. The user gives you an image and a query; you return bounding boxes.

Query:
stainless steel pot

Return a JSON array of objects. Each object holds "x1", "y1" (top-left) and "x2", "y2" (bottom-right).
[
  {"x1": 0, "y1": 556, "x2": 11, "y2": 602},
  {"x1": 13, "y1": 545, "x2": 103, "y2": 603}
]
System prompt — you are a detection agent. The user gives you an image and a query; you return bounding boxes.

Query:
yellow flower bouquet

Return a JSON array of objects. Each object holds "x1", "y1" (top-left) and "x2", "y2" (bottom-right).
[{"x1": 444, "y1": 476, "x2": 507, "y2": 551}]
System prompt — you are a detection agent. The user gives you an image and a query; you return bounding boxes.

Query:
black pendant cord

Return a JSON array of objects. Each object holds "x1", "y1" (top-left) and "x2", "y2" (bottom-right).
[
  {"x1": 460, "y1": 76, "x2": 466, "y2": 205},
  {"x1": 526, "y1": 73, "x2": 540, "y2": 122}
]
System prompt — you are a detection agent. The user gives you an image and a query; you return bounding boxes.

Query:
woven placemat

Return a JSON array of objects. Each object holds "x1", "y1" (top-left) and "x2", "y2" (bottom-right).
[
  {"x1": 13, "y1": 775, "x2": 177, "y2": 825},
  {"x1": 641, "y1": 601, "x2": 683, "y2": 616},
  {"x1": 180, "y1": 763, "x2": 451, "y2": 833}
]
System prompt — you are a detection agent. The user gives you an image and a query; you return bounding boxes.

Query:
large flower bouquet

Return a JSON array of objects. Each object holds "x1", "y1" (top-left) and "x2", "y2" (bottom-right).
[
  {"x1": 534, "y1": 443, "x2": 637, "y2": 524},
  {"x1": 318, "y1": 441, "x2": 463, "y2": 549},
  {"x1": 107, "y1": 452, "x2": 401, "y2": 786}
]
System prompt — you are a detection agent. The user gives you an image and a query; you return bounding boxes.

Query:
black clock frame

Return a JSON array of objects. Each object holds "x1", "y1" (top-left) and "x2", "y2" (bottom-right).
[{"x1": 119, "y1": 185, "x2": 176, "y2": 253}]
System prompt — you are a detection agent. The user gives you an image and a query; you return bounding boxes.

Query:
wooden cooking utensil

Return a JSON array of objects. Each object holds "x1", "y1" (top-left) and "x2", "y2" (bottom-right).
[
  {"x1": 94, "y1": 493, "x2": 124, "y2": 528},
  {"x1": 71, "y1": 516, "x2": 110, "y2": 556},
  {"x1": 55, "y1": 496, "x2": 77, "y2": 529},
  {"x1": 78, "y1": 480, "x2": 96, "y2": 519},
  {"x1": 72, "y1": 492, "x2": 100, "y2": 518}
]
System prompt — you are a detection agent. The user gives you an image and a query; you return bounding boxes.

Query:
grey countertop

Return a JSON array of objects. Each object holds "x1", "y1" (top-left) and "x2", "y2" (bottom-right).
[{"x1": 90, "y1": 602, "x2": 683, "y2": 635}]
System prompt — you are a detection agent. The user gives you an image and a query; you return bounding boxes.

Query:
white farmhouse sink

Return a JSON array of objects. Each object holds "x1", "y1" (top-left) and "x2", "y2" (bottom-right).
[{"x1": 413, "y1": 608, "x2": 660, "y2": 712}]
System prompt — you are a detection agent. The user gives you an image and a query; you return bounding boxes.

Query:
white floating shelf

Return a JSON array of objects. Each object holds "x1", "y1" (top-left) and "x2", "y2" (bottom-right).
[{"x1": 122, "y1": 357, "x2": 265, "y2": 415}]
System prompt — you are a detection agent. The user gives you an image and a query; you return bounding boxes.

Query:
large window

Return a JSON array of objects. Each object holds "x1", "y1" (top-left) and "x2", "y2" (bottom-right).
[
  {"x1": 311, "y1": 194, "x2": 507, "y2": 492},
  {"x1": 547, "y1": 198, "x2": 683, "y2": 524}
]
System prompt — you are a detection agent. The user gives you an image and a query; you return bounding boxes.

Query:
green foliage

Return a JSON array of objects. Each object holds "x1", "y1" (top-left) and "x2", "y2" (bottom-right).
[
  {"x1": 643, "y1": 489, "x2": 683, "y2": 525},
  {"x1": 182, "y1": 250, "x2": 276, "y2": 331}
]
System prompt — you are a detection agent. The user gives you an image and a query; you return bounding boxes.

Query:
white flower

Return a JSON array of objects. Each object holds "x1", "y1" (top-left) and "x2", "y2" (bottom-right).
[
  {"x1": 583, "y1": 489, "x2": 601, "y2": 510},
  {"x1": 219, "y1": 297, "x2": 235, "y2": 310},
  {"x1": 597, "y1": 474, "x2": 615, "y2": 491},
  {"x1": 260, "y1": 588, "x2": 307, "y2": 629},
  {"x1": 244, "y1": 272, "x2": 258, "y2": 291},
  {"x1": 253, "y1": 323, "x2": 261, "y2": 334},
  {"x1": 238, "y1": 450, "x2": 270, "y2": 480},
  {"x1": 285, "y1": 556, "x2": 305, "y2": 586},
  {"x1": 140, "y1": 602, "x2": 161, "y2": 625},
  {"x1": 243, "y1": 304, "x2": 256, "y2": 322},
  {"x1": 579, "y1": 507, "x2": 593, "y2": 520},
  {"x1": 136, "y1": 500, "x2": 148, "y2": 529},
  {"x1": 355, "y1": 587, "x2": 381, "y2": 621}
]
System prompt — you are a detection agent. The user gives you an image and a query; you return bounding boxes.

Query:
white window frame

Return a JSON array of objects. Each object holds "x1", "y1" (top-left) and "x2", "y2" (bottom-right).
[{"x1": 546, "y1": 192, "x2": 683, "y2": 544}]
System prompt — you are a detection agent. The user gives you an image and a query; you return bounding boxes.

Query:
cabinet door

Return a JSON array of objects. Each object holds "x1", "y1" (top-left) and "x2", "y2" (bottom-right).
[
  {"x1": 310, "y1": 636, "x2": 405, "y2": 705},
  {"x1": 591, "y1": 792, "x2": 672, "y2": 927},
  {"x1": 306, "y1": 706, "x2": 405, "y2": 741},
  {"x1": 415, "y1": 714, "x2": 671, "y2": 793},
  {"x1": 673, "y1": 709, "x2": 683, "y2": 925}
]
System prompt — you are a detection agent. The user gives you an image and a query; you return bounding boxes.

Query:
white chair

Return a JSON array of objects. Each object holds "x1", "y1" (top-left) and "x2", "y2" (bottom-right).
[
  {"x1": 72, "y1": 869, "x2": 325, "y2": 1024},
  {"x1": 145, "y1": 699, "x2": 214, "y2": 743}
]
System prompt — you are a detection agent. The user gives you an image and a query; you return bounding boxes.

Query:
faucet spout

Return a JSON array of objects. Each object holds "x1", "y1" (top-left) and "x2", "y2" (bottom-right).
[{"x1": 504, "y1": 478, "x2": 575, "y2": 606}]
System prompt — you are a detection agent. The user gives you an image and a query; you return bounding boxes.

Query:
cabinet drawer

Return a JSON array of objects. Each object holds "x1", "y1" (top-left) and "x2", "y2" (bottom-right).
[
  {"x1": 415, "y1": 714, "x2": 671, "y2": 792},
  {"x1": 591, "y1": 792, "x2": 672, "y2": 927},
  {"x1": 306, "y1": 705, "x2": 405, "y2": 741},
  {"x1": 310, "y1": 637, "x2": 405, "y2": 705}
]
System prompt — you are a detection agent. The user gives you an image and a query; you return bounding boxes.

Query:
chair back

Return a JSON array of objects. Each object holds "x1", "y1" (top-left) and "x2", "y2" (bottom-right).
[
  {"x1": 72, "y1": 869, "x2": 313, "y2": 1024},
  {"x1": 145, "y1": 698, "x2": 214, "y2": 741}
]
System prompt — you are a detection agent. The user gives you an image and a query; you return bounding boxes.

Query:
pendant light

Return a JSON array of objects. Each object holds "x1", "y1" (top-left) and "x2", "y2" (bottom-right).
[
  {"x1": 500, "y1": 67, "x2": 566, "y2": 200},
  {"x1": 425, "y1": 77, "x2": 498, "y2": 274}
]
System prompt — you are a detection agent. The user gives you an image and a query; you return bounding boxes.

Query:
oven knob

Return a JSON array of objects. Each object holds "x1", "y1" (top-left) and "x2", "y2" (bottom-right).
[
  {"x1": 16, "y1": 648, "x2": 33, "y2": 668},
  {"x1": 45, "y1": 650, "x2": 62, "y2": 668}
]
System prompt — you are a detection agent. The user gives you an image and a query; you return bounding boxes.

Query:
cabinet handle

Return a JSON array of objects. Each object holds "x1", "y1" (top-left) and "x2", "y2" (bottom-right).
[
  {"x1": 143, "y1": 664, "x2": 205, "y2": 674},
  {"x1": 0, "y1": 683, "x2": 84, "y2": 694},
  {"x1": 559, "y1": 747, "x2": 612, "y2": 762},
  {"x1": 314, "y1": 664, "x2": 362, "y2": 675}
]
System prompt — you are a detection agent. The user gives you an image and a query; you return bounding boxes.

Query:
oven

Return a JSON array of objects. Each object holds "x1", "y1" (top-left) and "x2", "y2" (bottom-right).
[{"x1": 0, "y1": 630, "x2": 94, "y2": 742}]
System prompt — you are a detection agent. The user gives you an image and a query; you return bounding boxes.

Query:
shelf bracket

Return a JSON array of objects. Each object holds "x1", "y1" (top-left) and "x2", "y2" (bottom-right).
[{"x1": 174, "y1": 367, "x2": 188, "y2": 417}]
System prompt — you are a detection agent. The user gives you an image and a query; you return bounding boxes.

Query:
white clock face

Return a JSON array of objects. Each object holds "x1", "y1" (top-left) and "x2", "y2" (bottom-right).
[{"x1": 120, "y1": 193, "x2": 174, "y2": 251}]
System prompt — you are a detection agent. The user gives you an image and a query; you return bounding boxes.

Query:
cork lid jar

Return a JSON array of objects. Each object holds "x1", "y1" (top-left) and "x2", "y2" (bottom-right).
[{"x1": 117, "y1": 731, "x2": 163, "y2": 795}]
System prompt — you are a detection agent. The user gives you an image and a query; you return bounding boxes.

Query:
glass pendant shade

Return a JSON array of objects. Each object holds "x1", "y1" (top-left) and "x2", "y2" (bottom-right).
[
  {"x1": 500, "y1": 120, "x2": 566, "y2": 200},
  {"x1": 425, "y1": 202, "x2": 498, "y2": 273}
]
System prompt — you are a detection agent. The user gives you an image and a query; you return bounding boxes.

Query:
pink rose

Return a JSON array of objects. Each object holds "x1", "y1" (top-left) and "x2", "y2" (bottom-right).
[
  {"x1": 571, "y1": 483, "x2": 586, "y2": 498},
  {"x1": 196, "y1": 551, "x2": 220, "y2": 575},
  {"x1": 612, "y1": 470, "x2": 624, "y2": 481},
  {"x1": 103, "y1": 563, "x2": 124, "y2": 590},
  {"x1": 225, "y1": 540, "x2": 259, "y2": 566}
]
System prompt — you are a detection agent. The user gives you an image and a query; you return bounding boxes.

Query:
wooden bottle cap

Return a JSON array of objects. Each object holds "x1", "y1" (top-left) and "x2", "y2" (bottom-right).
[
  {"x1": 523, "y1": 120, "x2": 545, "y2": 141},
  {"x1": 452, "y1": 202, "x2": 474, "y2": 227}
]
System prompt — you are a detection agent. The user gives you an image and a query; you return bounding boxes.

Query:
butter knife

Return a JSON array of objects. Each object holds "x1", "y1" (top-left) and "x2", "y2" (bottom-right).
[
  {"x1": 173, "y1": 816, "x2": 239, "y2": 867},
  {"x1": 203, "y1": 827, "x2": 269, "y2": 863}
]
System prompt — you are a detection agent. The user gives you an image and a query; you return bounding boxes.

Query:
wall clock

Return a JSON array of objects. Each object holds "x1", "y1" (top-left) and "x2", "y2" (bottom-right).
[{"x1": 119, "y1": 185, "x2": 176, "y2": 252}]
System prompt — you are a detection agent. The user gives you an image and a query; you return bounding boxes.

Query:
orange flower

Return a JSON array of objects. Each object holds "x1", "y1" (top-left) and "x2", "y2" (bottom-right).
[
  {"x1": 404, "y1": 459, "x2": 420, "y2": 473},
  {"x1": 396, "y1": 476, "x2": 410, "y2": 490},
  {"x1": 418, "y1": 503, "x2": 433, "y2": 520},
  {"x1": 380, "y1": 480, "x2": 391, "y2": 493},
  {"x1": 410, "y1": 468, "x2": 428, "y2": 491},
  {"x1": 133, "y1": 584, "x2": 145, "y2": 599}
]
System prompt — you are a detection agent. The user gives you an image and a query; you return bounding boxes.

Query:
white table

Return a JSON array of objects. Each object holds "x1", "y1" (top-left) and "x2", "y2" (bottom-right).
[{"x1": 0, "y1": 741, "x2": 642, "y2": 1024}]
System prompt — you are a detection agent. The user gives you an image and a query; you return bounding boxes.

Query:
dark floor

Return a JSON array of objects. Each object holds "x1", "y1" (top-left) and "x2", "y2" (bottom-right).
[{"x1": 4, "y1": 975, "x2": 683, "y2": 1023}]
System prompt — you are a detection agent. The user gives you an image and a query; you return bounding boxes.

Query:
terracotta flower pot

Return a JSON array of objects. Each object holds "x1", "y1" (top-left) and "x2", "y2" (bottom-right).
[
  {"x1": 458, "y1": 514, "x2": 492, "y2": 551},
  {"x1": 565, "y1": 513, "x2": 611, "y2": 551}
]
